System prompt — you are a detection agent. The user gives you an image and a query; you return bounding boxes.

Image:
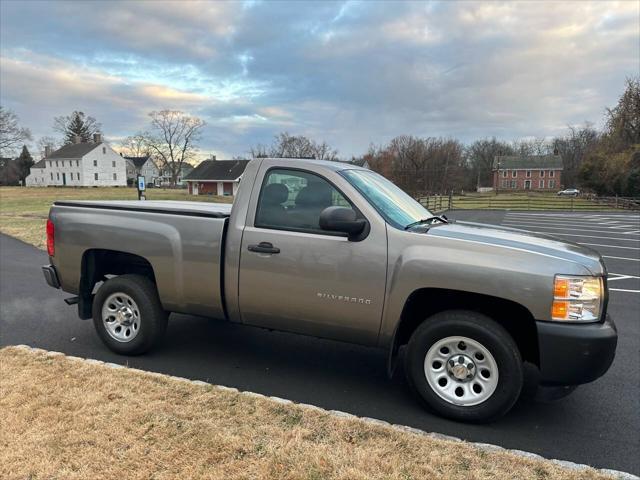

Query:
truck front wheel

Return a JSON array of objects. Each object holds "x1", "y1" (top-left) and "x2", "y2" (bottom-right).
[
  {"x1": 92, "y1": 274, "x2": 168, "y2": 355},
  {"x1": 405, "y1": 310, "x2": 523, "y2": 422}
]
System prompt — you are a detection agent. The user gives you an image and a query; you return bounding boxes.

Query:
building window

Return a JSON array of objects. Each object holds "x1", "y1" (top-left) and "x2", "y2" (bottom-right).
[
  {"x1": 501, "y1": 180, "x2": 509, "y2": 188},
  {"x1": 94, "y1": 173, "x2": 98, "y2": 180},
  {"x1": 526, "y1": 170, "x2": 531, "y2": 177},
  {"x1": 540, "y1": 170, "x2": 545, "y2": 177},
  {"x1": 112, "y1": 160, "x2": 116, "y2": 168},
  {"x1": 56, "y1": 173, "x2": 59, "y2": 180},
  {"x1": 50, "y1": 172, "x2": 53, "y2": 180},
  {"x1": 549, "y1": 179, "x2": 556, "y2": 189},
  {"x1": 76, "y1": 160, "x2": 79, "y2": 167},
  {"x1": 510, "y1": 180, "x2": 517, "y2": 188},
  {"x1": 93, "y1": 160, "x2": 98, "y2": 167},
  {"x1": 539, "y1": 179, "x2": 545, "y2": 188},
  {"x1": 49, "y1": 161, "x2": 52, "y2": 167},
  {"x1": 113, "y1": 173, "x2": 117, "y2": 180},
  {"x1": 502, "y1": 171, "x2": 508, "y2": 178},
  {"x1": 103, "y1": 147, "x2": 106, "y2": 154},
  {"x1": 549, "y1": 170, "x2": 555, "y2": 177},
  {"x1": 511, "y1": 170, "x2": 517, "y2": 178},
  {"x1": 56, "y1": 161, "x2": 59, "y2": 167}
]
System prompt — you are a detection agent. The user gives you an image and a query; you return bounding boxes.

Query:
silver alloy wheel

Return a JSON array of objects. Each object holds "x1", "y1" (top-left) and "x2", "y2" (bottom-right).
[
  {"x1": 424, "y1": 336, "x2": 499, "y2": 406},
  {"x1": 101, "y1": 292, "x2": 141, "y2": 343}
]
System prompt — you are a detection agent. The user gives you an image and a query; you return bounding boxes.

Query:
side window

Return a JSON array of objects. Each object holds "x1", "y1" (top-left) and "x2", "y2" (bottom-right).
[{"x1": 255, "y1": 169, "x2": 353, "y2": 233}]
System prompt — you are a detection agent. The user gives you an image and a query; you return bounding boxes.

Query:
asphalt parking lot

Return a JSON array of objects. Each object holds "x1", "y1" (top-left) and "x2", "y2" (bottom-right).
[{"x1": 1, "y1": 210, "x2": 639, "y2": 475}]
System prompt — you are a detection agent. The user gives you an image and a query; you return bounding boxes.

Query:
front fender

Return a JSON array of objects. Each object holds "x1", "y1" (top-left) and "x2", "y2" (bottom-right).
[{"x1": 378, "y1": 227, "x2": 592, "y2": 348}]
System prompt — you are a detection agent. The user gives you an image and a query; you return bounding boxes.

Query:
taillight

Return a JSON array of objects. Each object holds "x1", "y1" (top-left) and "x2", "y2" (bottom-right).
[{"x1": 46, "y1": 219, "x2": 55, "y2": 256}]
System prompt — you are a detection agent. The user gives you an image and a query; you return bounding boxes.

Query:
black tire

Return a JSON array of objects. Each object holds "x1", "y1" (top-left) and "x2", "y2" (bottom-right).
[
  {"x1": 92, "y1": 274, "x2": 168, "y2": 355},
  {"x1": 405, "y1": 310, "x2": 523, "y2": 423}
]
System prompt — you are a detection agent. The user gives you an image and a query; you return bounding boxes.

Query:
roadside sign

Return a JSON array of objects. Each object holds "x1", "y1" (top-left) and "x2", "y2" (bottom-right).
[{"x1": 137, "y1": 175, "x2": 146, "y2": 200}]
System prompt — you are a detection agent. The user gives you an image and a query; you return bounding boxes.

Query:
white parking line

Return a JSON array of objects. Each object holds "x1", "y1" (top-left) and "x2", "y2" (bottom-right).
[
  {"x1": 602, "y1": 255, "x2": 640, "y2": 262},
  {"x1": 546, "y1": 233, "x2": 640, "y2": 242},
  {"x1": 608, "y1": 275, "x2": 635, "y2": 281},
  {"x1": 609, "y1": 288, "x2": 640, "y2": 293},
  {"x1": 502, "y1": 222, "x2": 640, "y2": 235},
  {"x1": 503, "y1": 219, "x2": 622, "y2": 228},
  {"x1": 578, "y1": 243, "x2": 640, "y2": 250},
  {"x1": 506, "y1": 212, "x2": 640, "y2": 218}
]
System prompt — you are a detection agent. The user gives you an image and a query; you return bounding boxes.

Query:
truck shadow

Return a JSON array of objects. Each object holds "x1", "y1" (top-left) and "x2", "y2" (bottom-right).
[{"x1": 151, "y1": 314, "x2": 580, "y2": 432}]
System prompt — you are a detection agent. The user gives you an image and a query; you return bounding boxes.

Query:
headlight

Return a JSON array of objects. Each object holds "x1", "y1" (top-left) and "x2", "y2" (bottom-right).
[{"x1": 552, "y1": 275, "x2": 603, "y2": 322}]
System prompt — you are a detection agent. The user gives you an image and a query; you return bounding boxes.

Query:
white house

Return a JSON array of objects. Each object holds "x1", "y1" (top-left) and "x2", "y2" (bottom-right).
[
  {"x1": 124, "y1": 155, "x2": 160, "y2": 186},
  {"x1": 184, "y1": 159, "x2": 249, "y2": 196},
  {"x1": 25, "y1": 134, "x2": 127, "y2": 187}
]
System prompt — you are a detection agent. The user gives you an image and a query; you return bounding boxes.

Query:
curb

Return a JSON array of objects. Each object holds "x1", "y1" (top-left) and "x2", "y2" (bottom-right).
[{"x1": 10, "y1": 344, "x2": 638, "y2": 480}]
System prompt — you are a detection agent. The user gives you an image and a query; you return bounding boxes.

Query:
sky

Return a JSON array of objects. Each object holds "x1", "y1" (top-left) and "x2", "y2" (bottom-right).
[{"x1": 0, "y1": 0, "x2": 638, "y2": 160}]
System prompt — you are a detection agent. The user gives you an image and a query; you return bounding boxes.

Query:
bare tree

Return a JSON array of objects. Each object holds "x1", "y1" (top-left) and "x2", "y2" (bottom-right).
[
  {"x1": 465, "y1": 138, "x2": 514, "y2": 189},
  {"x1": 119, "y1": 133, "x2": 151, "y2": 158},
  {"x1": 144, "y1": 110, "x2": 205, "y2": 186},
  {"x1": 250, "y1": 132, "x2": 339, "y2": 160},
  {"x1": 0, "y1": 106, "x2": 32, "y2": 156},
  {"x1": 36, "y1": 136, "x2": 62, "y2": 158},
  {"x1": 512, "y1": 137, "x2": 551, "y2": 156},
  {"x1": 605, "y1": 76, "x2": 640, "y2": 149},
  {"x1": 552, "y1": 123, "x2": 599, "y2": 187},
  {"x1": 53, "y1": 111, "x2": 102, "y2": 144}
]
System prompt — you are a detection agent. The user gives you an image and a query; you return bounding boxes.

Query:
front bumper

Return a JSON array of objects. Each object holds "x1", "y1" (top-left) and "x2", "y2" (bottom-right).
[
  {"x1": 42, "y1": 264, "x2": 61, "y2": 289},
  {"x1": 536, "y1": 315, "x2": 617, "y2": 386}
]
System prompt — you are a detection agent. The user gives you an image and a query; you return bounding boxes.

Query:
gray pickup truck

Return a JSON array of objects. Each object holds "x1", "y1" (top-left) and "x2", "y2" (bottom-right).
[{"x1": 42, "y1": 157, "x2": 617, "y2": 421}]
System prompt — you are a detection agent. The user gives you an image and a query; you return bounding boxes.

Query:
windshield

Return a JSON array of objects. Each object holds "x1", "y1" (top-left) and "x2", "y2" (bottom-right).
[{"x1": 341, "y1": 169, "x2": 433, "y2": 229}]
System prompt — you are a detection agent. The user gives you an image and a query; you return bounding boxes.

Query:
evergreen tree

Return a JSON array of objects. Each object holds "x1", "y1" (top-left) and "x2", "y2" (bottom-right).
[
  {"x1": 15, "y1": 145, "x2": 33, "y2": 184},
  {"x1": 53, "y1": 111, "x2": 102, "y2": 144}
]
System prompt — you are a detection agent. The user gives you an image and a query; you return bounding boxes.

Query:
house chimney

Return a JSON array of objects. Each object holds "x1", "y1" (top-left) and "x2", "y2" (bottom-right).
[
  {"x1": 211, "y1": 154, "x2": 217, "y2": 161},
  {"x1": 44, "y1": 145, "x2": 52, "y2": 158},
  {"x1": 93, "y1": 133, "x2": 103, "y2": 144},
  {"x1": 73, "y1": 135, "x2": 81, "y2": 144}
]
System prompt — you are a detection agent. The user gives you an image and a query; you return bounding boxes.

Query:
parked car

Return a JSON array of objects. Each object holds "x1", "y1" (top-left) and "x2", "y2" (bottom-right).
[
  {"x1": 42, "y1": 157, "x2": 616, "y2": 422},
  {"x1": 557, "y1": 188, "x2": 580, "y2": 196}
]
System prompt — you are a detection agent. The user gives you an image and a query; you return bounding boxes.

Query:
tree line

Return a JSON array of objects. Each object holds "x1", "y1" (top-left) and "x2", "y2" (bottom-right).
[{"x1": 1, "y1": 77, "x2": 638, "y2": 195}]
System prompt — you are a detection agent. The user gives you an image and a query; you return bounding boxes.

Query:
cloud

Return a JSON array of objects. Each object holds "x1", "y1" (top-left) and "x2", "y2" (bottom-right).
[{"x1": 1, "y1": 0, "x2": 638, "y2": 159}]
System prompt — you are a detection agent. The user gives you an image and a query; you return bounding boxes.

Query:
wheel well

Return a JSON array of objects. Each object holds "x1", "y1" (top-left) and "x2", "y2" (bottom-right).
[
  {"x1": 77, "y1": 249, "x2": 156, "y2": 319},
  {"x1": 393, "y1": 288, "x2": 539, "y2": 367}
]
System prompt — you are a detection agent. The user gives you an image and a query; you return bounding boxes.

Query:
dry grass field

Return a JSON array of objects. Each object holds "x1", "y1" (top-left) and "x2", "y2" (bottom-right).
[
  {"x1": 0, "y1": 186, "x2": 231, "y2": 249},
  {"x1": 0, "y1": 346, "x2": 612, "y2": 480}
]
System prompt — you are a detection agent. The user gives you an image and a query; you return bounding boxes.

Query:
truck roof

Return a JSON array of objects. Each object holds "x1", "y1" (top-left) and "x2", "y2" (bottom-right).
[{"x1": 256, "y1": 158, "x2": 369, "y2": 172}]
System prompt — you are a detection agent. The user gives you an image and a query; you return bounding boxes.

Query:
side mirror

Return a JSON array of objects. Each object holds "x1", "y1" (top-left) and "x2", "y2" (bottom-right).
[{"x1": 319, "y1": 206, "x2": 367, "y2": 239}]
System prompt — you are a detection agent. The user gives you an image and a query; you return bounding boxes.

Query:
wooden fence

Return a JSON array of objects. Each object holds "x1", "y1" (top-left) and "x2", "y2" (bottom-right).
[{"x1": 418, "y1": 194, "x2": 640, "y2": 213}]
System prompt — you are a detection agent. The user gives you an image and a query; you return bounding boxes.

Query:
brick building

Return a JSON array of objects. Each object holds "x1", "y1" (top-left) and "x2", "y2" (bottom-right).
[{"x1": 493, "y1": 155, "x2": 563, "y2": 191}]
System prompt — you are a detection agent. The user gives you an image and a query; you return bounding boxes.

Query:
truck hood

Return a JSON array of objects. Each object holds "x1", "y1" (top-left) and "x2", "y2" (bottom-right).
[{"x1": 426, "y1": 221, "x2": 606, "y2": 275}]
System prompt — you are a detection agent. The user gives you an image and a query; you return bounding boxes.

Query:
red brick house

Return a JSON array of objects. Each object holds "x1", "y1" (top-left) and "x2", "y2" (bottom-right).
[
  {"x1": 493, "y1": 155, "x2": 563, "y2": 191},
  {"x1": 184, "y1": 159, "x2": 249, "y2": 196}
]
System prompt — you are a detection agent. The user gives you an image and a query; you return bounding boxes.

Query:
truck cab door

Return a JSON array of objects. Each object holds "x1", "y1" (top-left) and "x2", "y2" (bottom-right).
[{"x1": 238, "y1": 165, "x2": 387, "y2": 346}]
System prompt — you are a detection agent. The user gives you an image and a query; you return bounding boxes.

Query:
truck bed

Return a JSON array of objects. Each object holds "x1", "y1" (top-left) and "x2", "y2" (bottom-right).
[
  {"x1": 49, "y1": 200, "x2": 229, "y2": 319},
  {"x1": 53, "y1": 200, "x2": 232, "y2": 218}
]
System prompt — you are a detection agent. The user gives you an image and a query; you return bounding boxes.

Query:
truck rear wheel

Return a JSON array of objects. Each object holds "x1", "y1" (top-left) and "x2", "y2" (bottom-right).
[
  {"x1": 92, "y1": 274, "x2": 167, "y2": 355},
  {"x1": 405, "y1": 310, "x2": 523, "y2": 422}
]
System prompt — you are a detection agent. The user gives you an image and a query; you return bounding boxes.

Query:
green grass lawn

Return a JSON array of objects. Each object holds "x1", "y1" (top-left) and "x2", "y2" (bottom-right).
[{"x1": 0, "y1": 186, "x2": 232, "y2": 249}]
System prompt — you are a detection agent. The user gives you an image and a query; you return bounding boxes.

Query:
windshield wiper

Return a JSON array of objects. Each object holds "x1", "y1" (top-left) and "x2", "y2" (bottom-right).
[{"x1": 404, "y1": 215, "x2": 449, "y2": 230}]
